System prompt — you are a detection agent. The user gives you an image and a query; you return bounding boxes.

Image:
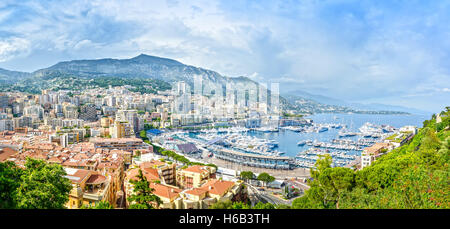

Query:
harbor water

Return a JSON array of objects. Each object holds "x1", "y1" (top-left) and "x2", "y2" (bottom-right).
[{"x1": 244, "y1": 113, "x2": 428, "y2": 158}]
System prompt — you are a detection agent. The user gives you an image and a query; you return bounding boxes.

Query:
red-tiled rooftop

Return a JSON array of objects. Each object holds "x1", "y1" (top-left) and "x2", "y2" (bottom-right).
[
  {"x1": 64, "y1": 168, "x2": 91, "y2": 184},
  {"x1": 185, "y1": 188, "x2": 207, "y2": 196},
  {"x1": 140, "y1": 160, "x2": 166, "y2": 169},
  {"x1": 86, "y1": 174, "x2": 107, "y2": 184},
  {"x1": 363, "y1": 142, "x2": 390, "y2": 154},
  {"x1": 48, "y1": 157, "x2": 63, "y2": 163},
  {"x1": 0, "y1": 147, "x2": 18, "y2": 162},
  {"x1": 183, "y1": 165, "x2": 210, "y2": 174},
  {"x1": 90, "y1": 137, "x2": 143, "y2": 143},
  {"x1": 150, "y1": 183, "x2": 181, "y2": 200},
  {"x1": 199, "y1": 179, "x2": 235, "y2": 196},
  {"x1": 127, "y1": 168, "x2": 160, "y2": 182}
]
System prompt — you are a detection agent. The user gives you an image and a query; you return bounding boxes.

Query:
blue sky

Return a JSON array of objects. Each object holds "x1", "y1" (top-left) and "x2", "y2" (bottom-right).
[{"x1": 0, "y1": 0, "x2": 449, "y2": 113}]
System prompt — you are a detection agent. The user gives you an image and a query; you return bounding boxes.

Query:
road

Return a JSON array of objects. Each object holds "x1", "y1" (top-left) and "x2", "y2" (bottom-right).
[{"x1": 247, "y1": 184, "x2": 292, "y2": 206}]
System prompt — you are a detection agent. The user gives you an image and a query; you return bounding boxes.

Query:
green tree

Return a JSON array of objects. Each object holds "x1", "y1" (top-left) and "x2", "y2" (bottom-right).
[
  {"x1": 135, "y1": 150, "x2": 141, "y2": 157},
  {"x1": 231, "y1": 201, "x2": 252, "y2": 209},
  {"x1": 80, "y1": 200, "x2": 114, "y2": 209},
  {"x1": 0, "y1": 161, "x2": 22, "y2": 208},
  {"x1": 293, "y1": 155, "x2": 356, "y2": 209},
  {"x1": 257, "y1": 172, "x2": 275, "y2": 187},
  {"x1": 420, "y1": 128, "x2": 441, "y2": 151},
  {"x1": 206, "y1": 163, "x2": 218, "y2": 169},
  {"x1": 15, "y1": 158, "x2": 72, "y2": 209},
  {"x1": 139, "y1": 130, "x2": 148, "y2": 141},
  {"x1": 275, "y1": 204, "x2": 291, "y2": 209},
  {"x1": 128, "y1": 169, "x2": 162, "y2": 209},
  {"x1": 210, "y1": 200, "x2": 272, "y2": 209},
  {"x1": 239, "y1": 171, "x2": 254, "y2": 182},
  {"x1": 317, "y1": 167, "x2": 355, "y2": 208},
  {"x1": 210, "y1": 199, "x2": 234, "y2": 209},
  {"x1": 252, "y1": 202, "x2": 275, "y2": 209}
]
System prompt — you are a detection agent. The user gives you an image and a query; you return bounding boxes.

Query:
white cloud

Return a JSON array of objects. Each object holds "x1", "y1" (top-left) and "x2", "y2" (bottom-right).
[
  {"x1": 0, "y1": 37, "x2": 31, "y2": 62},
  {"x1": 0, "y1": 0, "x2": 448, "y2": 112}
]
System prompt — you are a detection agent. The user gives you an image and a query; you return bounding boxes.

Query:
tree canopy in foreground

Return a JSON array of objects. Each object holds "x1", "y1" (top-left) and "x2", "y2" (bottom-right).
[{"x1": 0, "y1": 158, "x2": 72, "y2": 209}]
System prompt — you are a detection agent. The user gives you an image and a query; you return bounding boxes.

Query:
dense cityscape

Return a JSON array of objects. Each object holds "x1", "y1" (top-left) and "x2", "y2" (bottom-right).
[{"x1": 0, "y1": 81, "x2": 448, "y2": 209}]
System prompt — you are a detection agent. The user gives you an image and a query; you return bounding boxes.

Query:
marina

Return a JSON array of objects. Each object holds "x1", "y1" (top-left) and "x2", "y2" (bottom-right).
[{"x1": 152, "y1": 113, "x2": 427, "y2": 170}]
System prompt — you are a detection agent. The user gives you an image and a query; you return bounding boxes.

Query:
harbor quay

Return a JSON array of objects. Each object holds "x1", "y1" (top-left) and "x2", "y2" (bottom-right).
[
  {"x1": 198, "y1": 152, "x2": 311, "y2": 180},
  {"x1": 213, "y1": 148, "x2": 294, "y2": 170}
]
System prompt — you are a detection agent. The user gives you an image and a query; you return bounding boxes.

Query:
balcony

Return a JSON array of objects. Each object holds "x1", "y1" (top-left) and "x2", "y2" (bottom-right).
[{"x1": 83, "y1": 174, "x2": 110, "y2": 201}]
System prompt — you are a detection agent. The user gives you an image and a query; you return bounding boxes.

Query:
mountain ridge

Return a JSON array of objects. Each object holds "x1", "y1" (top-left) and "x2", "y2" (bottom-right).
[
  {"x1": 0, "y1": 67, "x2": 32, "y2": 82},
  {"x1": 32, "y1": 54, "x2": 232, "y2": 85}
]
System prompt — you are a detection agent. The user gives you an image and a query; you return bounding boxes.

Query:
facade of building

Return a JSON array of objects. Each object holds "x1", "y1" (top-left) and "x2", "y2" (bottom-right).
[
  {"x1": 174, "y1": 179, "x2": 243, "y2": 209},
  {"x1": 79, "y1": 104, "x2": 98, "y2": 121},
  {"x1": 64, "y1": 168, "x2": 116, "y2": 209},
  {"x1": 110, "y1": 121, "x2": 125, "y2": 138},
  {"x1": 361, "y1": 142, "x2": 392, "y2": 169},
  {"x1": 90, "y1": 138, "x2": 148, "y2": 151},
  {"x1": 176, "y1": 165, "x2": 216, "y2": 189}
]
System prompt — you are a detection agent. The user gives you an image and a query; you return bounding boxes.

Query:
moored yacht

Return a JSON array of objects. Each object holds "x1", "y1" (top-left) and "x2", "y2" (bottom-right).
[{"x1": 297, "y1": 140, "x2": 307, "y2": 146}]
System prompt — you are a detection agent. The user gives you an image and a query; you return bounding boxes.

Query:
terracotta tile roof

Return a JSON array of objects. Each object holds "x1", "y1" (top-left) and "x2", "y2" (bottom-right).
[
  {"x1": 86, "y1": 174, "x2": 107, "y2": 184},
  {"x1": 48, "y1": 157, "x2": 63, "y2": 164},
  {"x1": 111, "y1": 149, "x2": 132, "y2": 155},
  {"x1": 127, "y1": 168, "x2": 160, "y2": 182},
  {"x1": 37, "y1": 144, "x2": 55, "y2": 151},
  {"x1": 140, "y1": 160, "x2": 165, "y2": 169},
  {"x1": 363, "y1": 142, "x2": 390, "y2": 154},
  {"x1": 184, "y1": 188, "x2": 207, "y2": 196},
  {"x1": 199, "y1": 179, "x2": 235, "y2": 196},
  {"x1": 97, "y1": 162, "x2": 109, "y2": 169},
  {"x1": 143, "y1": 168, "x2": 160, "y2": 181},
  {"x1": 0, "y1": 147, "x2": 18, "y2": 162},
  {"x1": 64, "y1": 168, "x2": 91, "y2": 184},
  {"x1": 134, "y1": 149, "x2": 152, "y2": 154},
  {"x1": 73, "y1": 153, "x2": 90, "y2": 160},
  {"x1": 183, "y1": 165, "x2": 210, "y2": 174},
  {"x1": 90, "y1": 137, "x2": 143, "y2": 143},
  {"x1": 149, "y1": 183, "x2": 181, "y2": 200}
]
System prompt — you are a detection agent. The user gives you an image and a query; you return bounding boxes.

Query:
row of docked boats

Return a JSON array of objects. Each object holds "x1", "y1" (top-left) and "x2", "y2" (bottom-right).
[
  {"x1": 194, "y1": 132, "x2": 281, "y2": 157},
  {"x1": 298, "y1": 139, "x2": 363, "y2": 151},
  {"x1": 253, "y1": 126, "x2": 279, "y2": 132},
  {"x1": 297, "y1": 148, "x2": 357, "y2": 159},
  {"x1": 331, "y1": 138, "x2": 377, "y2": 147},
  {"x1": 197, "y1": 126, "x2": 249, "y2": 134},
  {"x1": 294, "y1": 148, "x2": 357, "y2": 168},
  {"x1": 337, "y1": 122, "x2": 396, "y2": 138},
  {"x1": 282, "y1": 123, "x2": 344, "y2": 133},
  {"x1": 294, "y1": 159, "x2": 316, "y2": 168}
]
